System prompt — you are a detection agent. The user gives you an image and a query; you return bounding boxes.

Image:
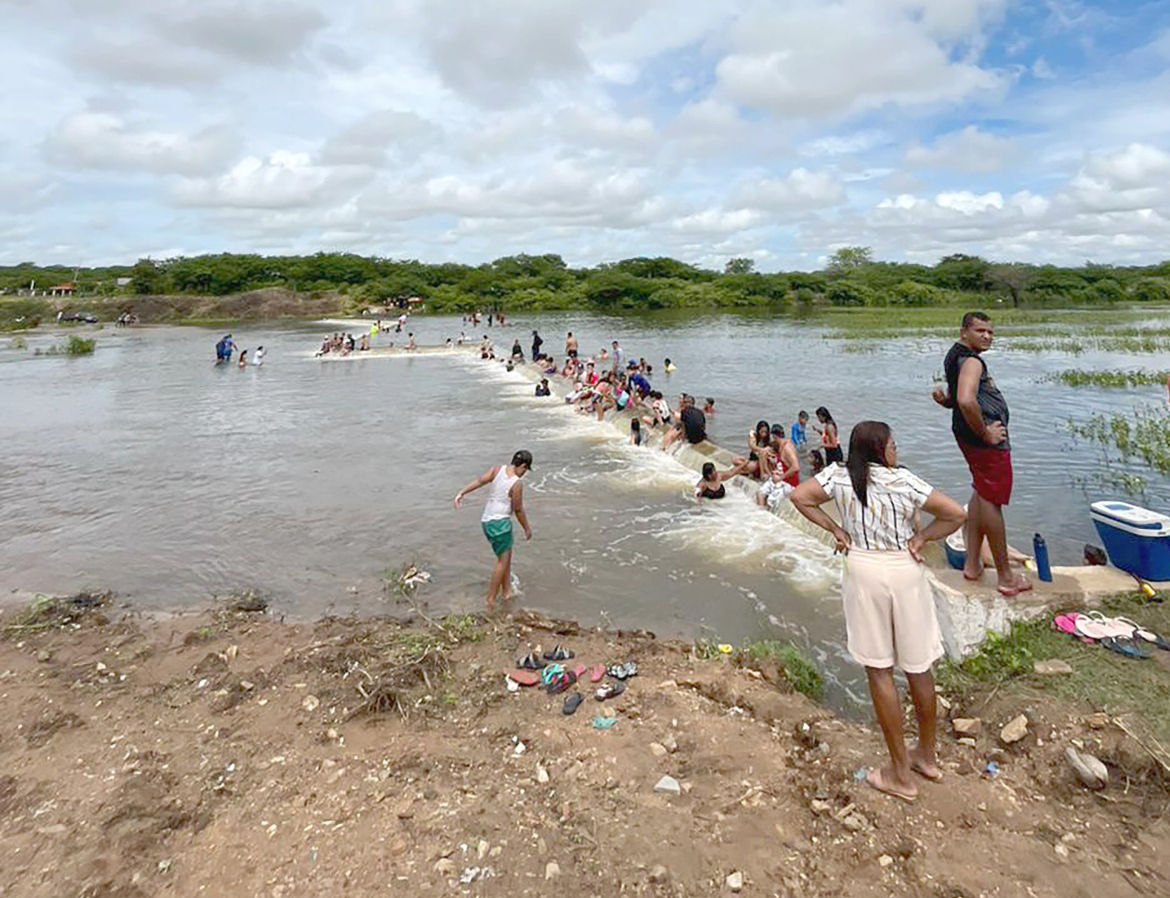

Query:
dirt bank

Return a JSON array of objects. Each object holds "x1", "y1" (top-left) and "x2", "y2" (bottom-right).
[
  {"x1": 3, "y1": 288, "x2": 349, "y2": 326},
  {"x1": 1, "y1": 595, "x2": 1167, "y2": 898}
]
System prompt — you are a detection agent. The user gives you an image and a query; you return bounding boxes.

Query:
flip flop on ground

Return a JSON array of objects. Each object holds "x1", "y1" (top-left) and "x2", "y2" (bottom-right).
[{"x1": 504, "y1": 668, "x2": 541, "y2": 686}]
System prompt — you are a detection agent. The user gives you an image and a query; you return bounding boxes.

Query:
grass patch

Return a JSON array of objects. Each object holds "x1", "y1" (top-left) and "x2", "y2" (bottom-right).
[
  {"x1": 66, "y1": 335, "x2": 95, "y2": 354},
  {"x1": 8, "y1": 335, "x2": 28, "y2": 350},
  {"x1": 937, "y1": 592, "x2": 1170, "y2": 745},
  {"x1": 2, "y1": 591, "x2": 111, "y2": 636},
  {"x1": 1044, "y1": 369, "x2": 1170, "y2": 388},
  {"x1": 742, "y1": 639, "x2": 824, "y2": 701}
]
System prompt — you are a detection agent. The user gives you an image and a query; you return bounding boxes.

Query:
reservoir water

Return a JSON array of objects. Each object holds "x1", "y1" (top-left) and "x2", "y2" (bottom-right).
[{"x1": 2, "y1": 312, "x2": 1167, "y2": 707}]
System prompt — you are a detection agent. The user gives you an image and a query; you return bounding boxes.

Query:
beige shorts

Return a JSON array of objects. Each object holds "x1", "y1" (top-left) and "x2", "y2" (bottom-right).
[{"x1": 841, "y1": 548, "x2": 942, "y2": 674}]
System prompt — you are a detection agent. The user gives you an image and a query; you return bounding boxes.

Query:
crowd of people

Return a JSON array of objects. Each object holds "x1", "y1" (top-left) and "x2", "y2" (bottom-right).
[{"x1": 466, "y1": 310, "x2": 1026, "y2": 806}]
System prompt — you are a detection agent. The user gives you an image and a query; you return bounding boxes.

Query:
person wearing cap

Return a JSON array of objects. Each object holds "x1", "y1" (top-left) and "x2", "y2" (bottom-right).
[{"x1": 454, "y1": 450, "x2": 534, "y2": 610}]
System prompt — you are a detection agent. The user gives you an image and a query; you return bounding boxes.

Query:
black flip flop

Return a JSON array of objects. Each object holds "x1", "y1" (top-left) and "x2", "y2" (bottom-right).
[
  {"x1": 518, "y1": 653, "x2": 547, "y2": 670},
  {"x1": 562, "y1": 693, "x2": 583, "y2": 715},
  {"x1": 543, "y1": 644, "x2": 575, "y2": 661}
]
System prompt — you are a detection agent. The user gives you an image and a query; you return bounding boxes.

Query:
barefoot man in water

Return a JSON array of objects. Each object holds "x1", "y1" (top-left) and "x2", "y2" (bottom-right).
[
  {"x1": 933, "y1": 311, "x2": 1031, "y2": 597},
  {"x1": 454, "y1": 450, "x2": 533, "y2": 610}
]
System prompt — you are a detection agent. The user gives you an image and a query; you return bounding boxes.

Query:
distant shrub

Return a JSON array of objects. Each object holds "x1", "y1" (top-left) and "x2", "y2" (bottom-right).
[{"x1": 66, "y1": 336, "x2": 95, "y2": 355}]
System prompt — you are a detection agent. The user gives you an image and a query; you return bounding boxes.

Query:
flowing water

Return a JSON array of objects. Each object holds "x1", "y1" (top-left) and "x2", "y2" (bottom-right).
[{"x1": 3, "y1": 312, "x2": 1168, "y2": 708}]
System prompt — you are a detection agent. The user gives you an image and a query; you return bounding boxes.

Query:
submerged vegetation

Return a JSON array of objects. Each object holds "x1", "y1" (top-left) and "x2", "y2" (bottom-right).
[
  {"x1": 1044, "y1": 369, "x2": 1170, "y2": 388},
  {"x1": 1067, "y1": 406, "x2": 1170, "y2": 475}
]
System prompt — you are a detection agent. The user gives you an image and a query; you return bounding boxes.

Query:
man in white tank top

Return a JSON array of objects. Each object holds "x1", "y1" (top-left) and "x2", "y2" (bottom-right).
[{"x1": 453, "y1": 450, "x2": 533, "y2": 610}]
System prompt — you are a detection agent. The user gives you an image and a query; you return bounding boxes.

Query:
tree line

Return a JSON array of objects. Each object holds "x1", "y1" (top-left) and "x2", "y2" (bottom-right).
[{"x1": 2, "y1": 249, "x2": 1169, "y2": 312}]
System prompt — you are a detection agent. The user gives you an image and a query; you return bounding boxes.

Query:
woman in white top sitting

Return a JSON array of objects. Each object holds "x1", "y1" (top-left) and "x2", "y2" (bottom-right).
[
  {"x1": 790, "y1": 421, "x2": 965, "y2": 803},
  {"x1": 453, "y1": 450, "x2": 534, "y2": 611}
]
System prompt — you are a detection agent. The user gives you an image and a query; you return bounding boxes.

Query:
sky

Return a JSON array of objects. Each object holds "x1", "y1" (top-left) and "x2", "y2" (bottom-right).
[{"x1": 2, "y1": 0, "x2": 1169, "y2": 271}]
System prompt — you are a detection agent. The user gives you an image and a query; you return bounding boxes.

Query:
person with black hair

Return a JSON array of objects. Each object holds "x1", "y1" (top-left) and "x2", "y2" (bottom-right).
[
  {"x1": 789, "y1": 421, "x2": 965, "y2": 803},
  {"x1": 814, "y1": 406, "x2": 842, "y2": 464},
  {"x1": 453, "y1": 450, "x2": 535, "y2": 610}
]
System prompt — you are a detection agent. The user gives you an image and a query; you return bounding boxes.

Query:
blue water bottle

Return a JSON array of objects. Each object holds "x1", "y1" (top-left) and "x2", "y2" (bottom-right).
[{"x1": 1033, "y1": 533, "x2": 1053, "y2": 582}]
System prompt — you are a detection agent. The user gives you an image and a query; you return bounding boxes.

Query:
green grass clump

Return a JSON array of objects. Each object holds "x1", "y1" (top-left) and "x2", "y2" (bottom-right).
[
  {"x1": 937, "y1": 593, "x2": 1170, "y2": 745},
  {"x1": 742, "y1": 640, "x2": 824, "y2": 701},
  {"x1": 9, "y1": 335, "x2": 28, "y2": 349},
  {"x1": 66, "y1": 335, "x2": 95, "y2": 354},
  {"x1": 1045, "y1": 369, "x2": 1170, "y2": 388}
]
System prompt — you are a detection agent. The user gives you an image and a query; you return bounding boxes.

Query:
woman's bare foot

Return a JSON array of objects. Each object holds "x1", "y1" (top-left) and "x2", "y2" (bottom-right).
[
  {"x1": 962, "y1": 562, "x2": 984, "y2": 581},
  {"x1": 996, "y1": 574, "x2": 1033, "y2": 597},
  {"x1": 865, "y1": 767, "x2": 918, "y2": 803},
  {"x1": 909, "y1": 747, "x2": 942, "y2": 782}
]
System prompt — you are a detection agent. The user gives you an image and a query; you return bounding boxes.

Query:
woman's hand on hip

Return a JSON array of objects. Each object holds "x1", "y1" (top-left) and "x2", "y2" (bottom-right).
[
  {"x1": 831, "y1": 526, "x2": 851, "y2": 555},
  {"x1": 907, "y1": 533, "x2": 926, "y2": 562}
]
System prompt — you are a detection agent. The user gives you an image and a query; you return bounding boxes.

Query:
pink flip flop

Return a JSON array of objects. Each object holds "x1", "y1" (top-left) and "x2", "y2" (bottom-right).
[
  {"x1": 1053, "y1": 612, "x2": 1080, "y2": 636},
  {"x1": 589, "y1": 663, "x2": 605, "y2": 683},
  {"x1": 571, "y1": 663, "x2": 587, "y2": 679},
  {"x1": 504, "y1": 668, "x2": 541, "y2": 686}
]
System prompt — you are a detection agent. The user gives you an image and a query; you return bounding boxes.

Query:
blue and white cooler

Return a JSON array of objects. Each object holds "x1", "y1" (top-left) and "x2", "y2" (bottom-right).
[{"x1": 1090, "y1": 500, "x2": 1170, "y2": 582}]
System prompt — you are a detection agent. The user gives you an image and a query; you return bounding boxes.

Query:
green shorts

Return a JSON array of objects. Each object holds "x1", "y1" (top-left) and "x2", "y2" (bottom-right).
[{"x1": 481, "y1": 518, "x2": 514, "y2": 557}]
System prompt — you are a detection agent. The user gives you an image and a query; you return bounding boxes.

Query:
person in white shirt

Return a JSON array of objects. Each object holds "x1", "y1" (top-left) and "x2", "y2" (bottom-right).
[
  {"x1": 453, "y1": 450, "x2": 534, "y2": 610},
  {"x1": 251, "y1": 346, "x2": 266, "y2": 366},
  {"x1": 790, "y1": 421, "x2": 965, "y2": 804}
]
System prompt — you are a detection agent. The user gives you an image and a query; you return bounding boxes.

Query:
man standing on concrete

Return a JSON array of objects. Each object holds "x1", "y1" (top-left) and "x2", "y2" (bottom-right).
[{"x1": 933, "y1": 312, "x2": 1031, "y2": 597}]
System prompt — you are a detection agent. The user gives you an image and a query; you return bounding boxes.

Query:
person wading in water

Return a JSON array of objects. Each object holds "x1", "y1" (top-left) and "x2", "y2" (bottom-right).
[
  {"x1": 454, "y1": 450, "x2": 534, "y2": 610},
  {"x1": 790, "y1": 421, "x2": 965, "y2": 802},
  {"x1": 932, "y1": 311, "x2": 1031, "y2": 597}
]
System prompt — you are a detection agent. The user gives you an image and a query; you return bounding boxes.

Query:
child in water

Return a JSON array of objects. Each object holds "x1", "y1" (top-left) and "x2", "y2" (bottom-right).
[
  {"x1": 703, "y1": 397, "x2": 716, "y2": 416},
  {"x1": 237, "y1": 349, "x2": 248, "y2": 367}
]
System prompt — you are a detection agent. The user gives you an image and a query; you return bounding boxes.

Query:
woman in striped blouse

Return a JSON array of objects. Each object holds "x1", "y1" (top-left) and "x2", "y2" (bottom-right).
[{"x1": 790, "y1": 420, "x2": 966, "y2": 803}]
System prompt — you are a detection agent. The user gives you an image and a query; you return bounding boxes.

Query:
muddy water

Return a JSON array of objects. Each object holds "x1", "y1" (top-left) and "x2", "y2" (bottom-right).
[{"x1": 2, "y1": 314, "x2": 1167, "y2": 708}]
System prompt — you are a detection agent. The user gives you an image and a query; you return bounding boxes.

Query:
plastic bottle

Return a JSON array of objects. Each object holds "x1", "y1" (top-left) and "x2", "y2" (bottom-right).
[{"x1": 1033, "y1": 533, "x2": 1053, "y2": 582}]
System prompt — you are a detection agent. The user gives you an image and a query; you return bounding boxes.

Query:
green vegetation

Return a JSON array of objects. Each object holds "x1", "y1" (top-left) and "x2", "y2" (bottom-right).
[
  {"x1": 1067, "y1": 406, "x2": 1170, "y2": 474},
  {"x1": 937, "y1": 593, "x2": 1170, "y2": 744},
  {"x1": 66, "y1": 335, "x2": 95, "y2": 355},
  {"x1": 741, "y1": 640, "x2": 824, "y2": 700},
  {"x1": 1044, "y1": 369, "x2": 1170, "y2": 388},
  {"x1": 8, "y1": 335, "x2": 27, "y2": 350},
  {"x1": 3, "y1": 249, "x2": 1170, "y2": 315}
]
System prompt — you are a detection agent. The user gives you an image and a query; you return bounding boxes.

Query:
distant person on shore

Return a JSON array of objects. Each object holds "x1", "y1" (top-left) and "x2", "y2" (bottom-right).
[
  {"x1": 454, "y1": 450, "x2": 534, "y2": 610},
  {"x1": 531, "y1": 330, "x2": 543, "y2": 360},
  {"x1": 535, "y1": 378, "x2": 551, "y2": 397},
  {"x1": 792, "y1": 410, "x2": 809, "y2": 449},
  {"x1": 252, "y1": 346, "x2": 265, "y2": 366},
  {"x1": 695, "y1": 460, "x2": 747, "y2": 500},
  {"x1": 790, "y1": 421, "x2": 966, "y2": 803},
  {"x1": 814, "y1": 407, "x2": 842, "y2": 464},
  {"x1": 215, "y1": 334, "x2": 236, "y2": 364},
  {"x1": 664, "y1": 358, "x2": 677, "y2": 373},
  {"x1": 237, "y1": 349, "x2": 248, "y2": 367},
  {"x1": 932, "y1": 311, "x2": 1030, "y2": 597},
  {"x1": 566, "y1": 332, "x2": 578, "y2": 358},
  {"x1": 703, "y1": 397, "x2": 716, "y2": 416}
]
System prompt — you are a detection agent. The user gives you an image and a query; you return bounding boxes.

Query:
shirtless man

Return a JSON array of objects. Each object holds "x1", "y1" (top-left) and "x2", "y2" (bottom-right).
[
  {"x1": 565, "y1": 332, "x2": 578, "y2": 359},
  {"x1": 454, "y1": 451, "x2": 534, "y2": 610}
]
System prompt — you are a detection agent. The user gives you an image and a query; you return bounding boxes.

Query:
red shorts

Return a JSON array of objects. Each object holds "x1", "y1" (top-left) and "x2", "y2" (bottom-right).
[
  {"x1": 783, "y1": 470, "x2": 800, "y2": 488},
  {"x1": 958, "y1": 442, "x2": 1012, "y2": 506}
]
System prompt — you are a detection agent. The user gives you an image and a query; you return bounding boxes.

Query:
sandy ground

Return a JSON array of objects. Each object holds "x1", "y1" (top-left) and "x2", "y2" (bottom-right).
[{"x1": 1, "y1": 595, "x2": 1168, "y2": 898}]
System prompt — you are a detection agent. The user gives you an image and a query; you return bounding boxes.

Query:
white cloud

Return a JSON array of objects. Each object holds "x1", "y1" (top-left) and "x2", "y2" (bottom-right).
[
  {"x1": 732, "y1": 169, "x2": 847, "y2": 213},
  {"x1": 905, "y1": 125, "x2": 1017, "y2": 172},
  {"x1": 44, "y1": 112, "x2": 238, "y2": 176},
  {"x1": 173, "y1": 151, "x2": 373, "y2": 209},
  {"x1": 715, "y1": 1, "x2": 1004, "y2": 119}
]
